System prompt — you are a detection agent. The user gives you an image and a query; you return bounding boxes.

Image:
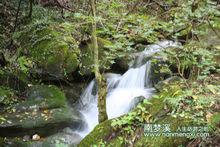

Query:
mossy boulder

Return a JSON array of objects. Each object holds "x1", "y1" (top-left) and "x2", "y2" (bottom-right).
[
  {"x1": 0, "y1": 86, "x2": 18, "y2": 109},
  {"x1": 0, "y1": 70, "x2": 28, "y2": 92},
  {"x1": 15, "y1": 22, "x2": 80, "y2": 79},
  {"x1": 210, "y1": 112, "x2": 220, "y2": 129},
  {"x1": 0, "y1": 85, "x2": 84, "y2": 137},
  {"x1": 78, "y1": 119, "x2": 114, "y2": 147},
  {"x1": 25, "y1": 85, "x2": 67, "y2": 108}
]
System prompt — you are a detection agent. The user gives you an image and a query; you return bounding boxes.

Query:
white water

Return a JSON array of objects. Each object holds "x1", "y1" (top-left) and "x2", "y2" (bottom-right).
[{"x1": 76, "y1": 40, "x2": 178, "y2": 137}]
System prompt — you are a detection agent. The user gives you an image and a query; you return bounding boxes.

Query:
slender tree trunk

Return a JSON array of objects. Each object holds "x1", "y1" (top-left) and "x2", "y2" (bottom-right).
[
  {"x1": 90, "y1": 0, "x2": 108, "y2": 123},
  {"x1": 28, "y1": 0, "x2": 33, "y2": 18},
  {"x1": 9, "y1": 0, "x2": 22, "y2": 47}
]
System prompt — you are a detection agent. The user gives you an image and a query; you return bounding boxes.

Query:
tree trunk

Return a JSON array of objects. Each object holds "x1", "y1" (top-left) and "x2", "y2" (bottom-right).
[
  {"x1": 90, "y1": 0, "x2": 108, "y2": 123},
  {"x1": 28, "y1": 0, "x2": 33, "y2": 18}
]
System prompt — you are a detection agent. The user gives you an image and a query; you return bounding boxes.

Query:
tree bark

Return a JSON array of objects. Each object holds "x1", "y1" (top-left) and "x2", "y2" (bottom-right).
[
  {"x1": 28, "y1": 0, "x2": 33, "y2": 18},
  {"x1": 9, "y1": 0, "x2": 22, "y2": 47},
  {"x1": 90, "y1": 0, "x2": 108, "y2": 123}
]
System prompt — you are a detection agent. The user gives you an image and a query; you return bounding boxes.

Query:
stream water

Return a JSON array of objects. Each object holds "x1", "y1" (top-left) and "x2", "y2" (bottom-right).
[{"x1": 76, "y1": 40, "x2": 178, "y2": 137}]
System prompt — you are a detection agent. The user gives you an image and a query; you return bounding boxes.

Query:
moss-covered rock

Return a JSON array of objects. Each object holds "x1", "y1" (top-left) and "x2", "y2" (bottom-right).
[
  {"x1": 0, "y1": 70, "x2": 29, "y2": 93},
  {"x1": 0, "y1": 86, "x2": 18, "y2": 108},
  {"x1": 25, "y1": 85, "x2": 67, "y2": 108},
  {"x1": 78, "y1": 119, "x2": 114, "y2": 147},
  {"x1": 0, "y1": 85, "x2": 84, "y2": 137},
  {"x1": 15, "y1": 22, "x2": 80, "y2": 79},
  {"x1": 210, "y1": 112, "x2": 220, "y2": 129}
]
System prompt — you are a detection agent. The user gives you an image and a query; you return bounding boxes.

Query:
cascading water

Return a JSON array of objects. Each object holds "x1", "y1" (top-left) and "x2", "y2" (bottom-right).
[{"x1": 76, "y1": 40, "x2": 178, "y2": 137}]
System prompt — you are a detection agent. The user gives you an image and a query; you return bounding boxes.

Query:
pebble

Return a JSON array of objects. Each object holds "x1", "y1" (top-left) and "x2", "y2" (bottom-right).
[
  {"x1": 23, "y1": 135, "x2": 30, "y2": 141},
  {"x1": 32, "y1": 134, "x2": 40, "y2": 141}
]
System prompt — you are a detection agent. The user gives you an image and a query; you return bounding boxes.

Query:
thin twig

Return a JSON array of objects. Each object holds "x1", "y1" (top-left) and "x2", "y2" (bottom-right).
[
  {"x1": 9, "y1": 0, "x2": 22, "y2": 47},
  {"x1": 208, "y1": 19, "x2": 220, "y2": 39}
]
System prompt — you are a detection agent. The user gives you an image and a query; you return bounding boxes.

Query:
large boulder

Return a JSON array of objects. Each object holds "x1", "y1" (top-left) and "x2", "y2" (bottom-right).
[
  {"x1": 0, "y1": 85, "x2": 84, "y2": 137},
  {"x1": 15, "y1": 22, "x2": 80, "y2": 80}
]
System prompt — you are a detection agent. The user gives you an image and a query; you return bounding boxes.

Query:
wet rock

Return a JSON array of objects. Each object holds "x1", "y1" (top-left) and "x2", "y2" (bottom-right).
[
  {"x1": 0, "y1": 86, "x2": 19, "y2": 111},
  {"x1": 22, "y1": 135, "x2": 30, "y2": 142},
  {"x1": 128, "y1": 96, "x2": 145, "y2": 111},
  {"x1": 43, "y1": 128, "x2": 82, "y2": 145},
  {"x1": 62, "y1": 83, "x2": 86, "y2": 105},
  {"x1": 5, "y1": 128, "x2": 82, "y2": 147},
  {"x1": 155, "y1": 76, "x2": 182, "y2": 91},
  {"x1": 111, "y1": 57, "x2": 131, "y2": 73},
  {"x1": 0, "y1": 85, "x2": 85, "y2": 137}
]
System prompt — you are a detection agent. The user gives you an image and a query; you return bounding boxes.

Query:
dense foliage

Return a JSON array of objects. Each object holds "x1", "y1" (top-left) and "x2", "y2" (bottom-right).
[{"x1": 0, "y1": 0, "x2": 219, "y2": 146}]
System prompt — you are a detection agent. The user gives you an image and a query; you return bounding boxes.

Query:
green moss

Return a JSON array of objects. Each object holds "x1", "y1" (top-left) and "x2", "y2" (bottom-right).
[
  {"x1": 0, "y1": 85, "x2": 68, "y2": 125},
  {"x1": 108, "y1": 137, "x2": 125, "y2": 147},
  {"x1": 15, "y1": 22, "x2": 80, "y2": 78},
  {"x1": 0, "y1": 87, "x2": 14, "y2": 99},
  {"x1": 0, "y1": 85, "x2": 82, "y2": 136},
  {"x1": 24, "y1": 85, "x2": 67, "y2": 109},
  {"x1": 78, "y1": 120, "x2": 113, "y2": 147},
  {"x1": 0, "y1": 86, "x2": 17, "y2": 106},
  {"x1": 0, "y1": 106, "x2": 81, "y2": 136},
  {"x1": 0, "y1": 70, "x2": 28, "y2": 92},
  {"x1": 210, "y1": 112, "x2": 220, "y2": 128},
  {"x1": 0, "y1": 137, "x2": 4, "y2": 146}
]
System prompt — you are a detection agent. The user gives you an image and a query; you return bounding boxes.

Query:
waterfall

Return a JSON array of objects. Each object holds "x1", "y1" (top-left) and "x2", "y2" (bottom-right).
[{"x1": 76, "y1": 40, "x2": 178, "y2": 137}]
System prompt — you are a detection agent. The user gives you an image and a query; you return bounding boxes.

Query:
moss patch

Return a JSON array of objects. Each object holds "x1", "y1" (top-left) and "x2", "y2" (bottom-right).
[
  {"x1": 15, "y1": 22, "x2": 80, "y2": 79},
  {"x1": 0, "y1": 85, "x2": 83, "y2": 137},
  {"x1": 0, "y1": 86, "x2": 17, "y2": 106},
  {"x1": 79, "y1": 120, "x2": 113, "y2": 147}
]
